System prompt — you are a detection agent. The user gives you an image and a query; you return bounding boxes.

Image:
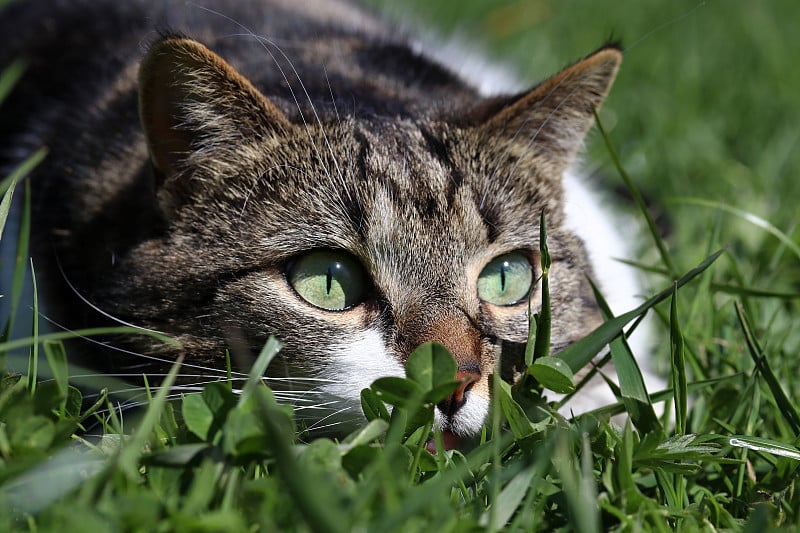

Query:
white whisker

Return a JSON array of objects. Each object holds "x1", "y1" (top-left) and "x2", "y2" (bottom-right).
[
  {"x1": 55, "y1": 255, "x2": 165, "y2": 335},
  {"x1": 35, "y1": 312, "x2": 248, "y2": 378}
]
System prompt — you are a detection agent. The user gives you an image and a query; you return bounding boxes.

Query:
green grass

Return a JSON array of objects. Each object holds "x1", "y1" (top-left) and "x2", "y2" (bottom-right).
[{"x1": 2, "y1": 1, "x2": 800, "y2": 531}]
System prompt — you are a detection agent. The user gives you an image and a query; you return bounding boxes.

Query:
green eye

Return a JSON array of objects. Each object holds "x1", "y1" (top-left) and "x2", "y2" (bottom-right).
[
  {"x1": 288, "y1": 251, "x2": 368, "y2": 311},
  {"x1": 477, "y1": 252, "x2": 533, "y2": 306}
]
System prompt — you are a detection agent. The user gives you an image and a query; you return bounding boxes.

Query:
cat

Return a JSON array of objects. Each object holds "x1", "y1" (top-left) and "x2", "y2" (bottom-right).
[{"x1": 0, "y1": 0, "x2": 649, "y2": 446}]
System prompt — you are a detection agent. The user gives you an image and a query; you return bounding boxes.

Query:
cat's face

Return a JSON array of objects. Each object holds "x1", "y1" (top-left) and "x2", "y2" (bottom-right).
[{"x1": 92, "y1": 38, "x2": 619, "y2": 441}]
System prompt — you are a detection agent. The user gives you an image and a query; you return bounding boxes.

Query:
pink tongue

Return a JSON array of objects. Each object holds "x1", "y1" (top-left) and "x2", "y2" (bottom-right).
[{"x1": 425, "y1": 430, "x2": 460, "y2": 453}]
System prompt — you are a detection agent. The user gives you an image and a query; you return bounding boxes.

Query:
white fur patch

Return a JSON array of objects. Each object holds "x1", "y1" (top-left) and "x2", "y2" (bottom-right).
[
  {"x1": 322, "y1": 329, "x2": 405, "y2": 407},
  {"x1": 434, "y1": 393, "x2": 490, "y2": 437},
  {"x1": 562, "y1": 168, "x2": 652, "y2": 357},
  {"x1": 324, "y1": 329, "x2": 491, "y2": 435},
  {"x1": 410, "y1": 36, "x2": 525, "y2": 96}
]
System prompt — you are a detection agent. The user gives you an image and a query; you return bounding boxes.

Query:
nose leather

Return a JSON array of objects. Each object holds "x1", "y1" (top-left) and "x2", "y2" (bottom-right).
[
  {"x1": 408, "y1": 313, "x2": 483, "y2": 416},
  {"x1": 438, "y1": 370, "x2": 480, "y2": 416}
]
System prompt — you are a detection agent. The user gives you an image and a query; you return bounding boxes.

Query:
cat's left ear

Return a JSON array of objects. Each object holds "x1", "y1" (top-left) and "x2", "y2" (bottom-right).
[{"x1": 471, "y1": 46, "x2": 621, "y2": 173}]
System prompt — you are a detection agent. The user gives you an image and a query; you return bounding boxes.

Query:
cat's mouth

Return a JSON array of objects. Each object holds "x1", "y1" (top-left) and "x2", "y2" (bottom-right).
[
  {"x1": 429, "y1": 391, "x2": 490, "y2": 451},
  {"x1": 425, "y1": 430, "x2": 461, "y2": 452}
]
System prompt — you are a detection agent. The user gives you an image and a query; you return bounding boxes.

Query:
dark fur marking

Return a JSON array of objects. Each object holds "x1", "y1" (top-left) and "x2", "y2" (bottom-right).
[
  {"x1": 354, "y1": 129, "x2": 370, "y2": 184},
  {"x1": 419, "y1": 127, "x2": 464, "y2": 208},
  {"x1": 474, "y1": 190, "x2": 501, "y2": 243}
]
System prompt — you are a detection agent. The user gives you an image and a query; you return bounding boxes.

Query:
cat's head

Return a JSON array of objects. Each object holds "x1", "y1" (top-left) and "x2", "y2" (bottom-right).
[{"x1": 121, "y1": 36, "x2": 620, "y2": 442}]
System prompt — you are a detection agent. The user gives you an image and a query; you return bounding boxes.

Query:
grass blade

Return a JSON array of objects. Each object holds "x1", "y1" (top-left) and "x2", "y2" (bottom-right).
[
  {"x1": 589, "y1": 279, "x2": 661, "y2": 434},
  {"x1": 0, "y1": 326, "x2": 179, "y2": 354},
  {"x1": 255, "y1": 390, "x2": 349, "y2": 533},
  {"x1": 524, "y1": 211, "x2": 553, "y2": 366},
  {"x1": 0, "y1": 149, "x2": 45, "y2": 240},
  {"x1": 728, "y1": 435, "x2": 800, "y2": 462},
  {"x1": 113, "y1": 356, "x2": 184, "y2": 480},
  {"x1": 239, "y1": 336, "x2": 281, "y2": 405},
  {"x1": 594, "y1": 109, "x2": 676, "y2": 276},
  {"x1": 532, "y1": 210, "x2": 551, "y2": 360},
  {"x1": 25, "y1": 260, "x2": 39, "y2": 394},
  {"x1": 482, "y1": 463, "x2": 537, "y2": 529},
  {"x1": 554, "y1": 432, "x2": 599, "y2": 533},
  {"x1": 558, "y1": 248, "x2": 725, "y2": 372},
  {"x1": 734, "y1": 301, "x2": 800, "y2": 434},
  {"x1": 1, "y1": 178, "x2": 26, "y2": 346},
  {"x1": 672, "y1": 197, "x2": 800, "y2": 262},
  {"x1": 669, "y1": 284, "x2": 688, "y2": 435},
  {"x1": 710, "y1": 282, "x2": 800, "y2": 300},
  {"x1": 42, "y1": 340, "x2": 70, "y2": 414},
  {"x1": 0, "y1": 59, "x2": 25, "y2": 105}
]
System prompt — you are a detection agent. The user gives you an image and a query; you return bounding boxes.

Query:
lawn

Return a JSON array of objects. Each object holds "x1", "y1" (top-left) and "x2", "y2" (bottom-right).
[{"x1": 1, "y1": 1, "x2": 799, "y2": 531}]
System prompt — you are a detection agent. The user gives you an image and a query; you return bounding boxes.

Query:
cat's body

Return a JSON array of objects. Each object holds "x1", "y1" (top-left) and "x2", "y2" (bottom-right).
[{"x1": 1, "y1": 0, "x2": 648, "y2": 442}]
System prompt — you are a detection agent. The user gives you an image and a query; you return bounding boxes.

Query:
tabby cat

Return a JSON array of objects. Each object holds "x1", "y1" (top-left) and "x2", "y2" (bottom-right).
[{"x1": 0, "y1": 0, "x2": 647, "y2": 445}]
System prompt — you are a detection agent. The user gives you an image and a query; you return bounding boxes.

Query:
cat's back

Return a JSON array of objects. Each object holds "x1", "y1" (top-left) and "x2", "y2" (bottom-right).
[
  {"x1": 0, "y1": 0, "x2": 390, "y2": 87},
  {"x1": 0, "y1": 0, "x2": 474, "y2": 150}
]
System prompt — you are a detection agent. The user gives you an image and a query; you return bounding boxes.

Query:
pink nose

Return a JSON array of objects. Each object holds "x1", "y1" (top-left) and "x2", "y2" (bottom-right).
[{"x1": 437, "y1": 370, "x2": 479, "y2": 416}]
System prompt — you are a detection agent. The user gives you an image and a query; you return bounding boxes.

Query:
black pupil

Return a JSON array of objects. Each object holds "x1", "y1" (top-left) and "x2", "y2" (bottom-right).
[
  {"x1": 326, "y1": 266, "x2": 334, "y2": 295},
  {"x1": 500, "y1": 262, "x2": 507, "y2": 291}
]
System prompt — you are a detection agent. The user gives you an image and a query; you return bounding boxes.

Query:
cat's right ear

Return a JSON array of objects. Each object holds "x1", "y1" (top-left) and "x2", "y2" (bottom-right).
[
  {"x1": 468, "y1": 46, "x2": 622, "y2": 176},
  {"x1": 138, "y1": 36, "x2": 290, "y2": 201}
]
